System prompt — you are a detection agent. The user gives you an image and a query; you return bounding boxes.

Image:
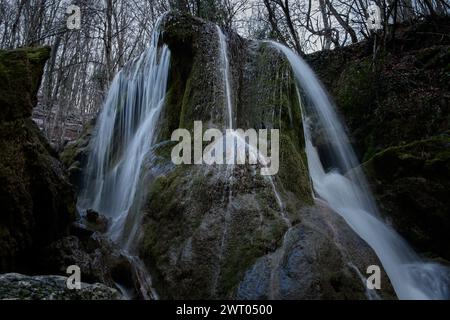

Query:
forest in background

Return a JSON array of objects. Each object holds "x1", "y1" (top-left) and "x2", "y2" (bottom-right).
[{"x1": 0, "y1": 0, "x2": 448, "y2": 147}]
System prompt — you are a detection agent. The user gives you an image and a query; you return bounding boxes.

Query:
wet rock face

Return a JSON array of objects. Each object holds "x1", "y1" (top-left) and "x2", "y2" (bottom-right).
[
  {"x1": 236, "y1": 204, "x2": 395, "y2": 300},
  {"x1": 0, "y1": 273, "x2": 122, "y2": 300},
  {"x1": 306, "y1": 17, "x2": 450, "y2": 262},
  {"x1": 158, "y1": 13, "x2": 225, "y2": 135},
  {"x1": 0, "y1": 47, "x2": 76, "y2": 272},
  {"x1": 135, "y1": 13, "x2": 386, "y2": 299},
  {"x1": 60, "y1": 118, "x2": 96, "y2": 192}
]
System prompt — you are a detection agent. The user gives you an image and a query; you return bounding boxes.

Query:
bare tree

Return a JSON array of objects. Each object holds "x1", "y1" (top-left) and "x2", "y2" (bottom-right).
[{"x1": 0, "y1": 0, "x2": 447, "y2": 146}]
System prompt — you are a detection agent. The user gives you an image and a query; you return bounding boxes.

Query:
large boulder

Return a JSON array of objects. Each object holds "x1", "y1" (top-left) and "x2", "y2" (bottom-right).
[
  {"x1": 0, "y1": 47, "x2": 76, "y2": 272},
  {"x1": 236, "y1": 204, "x2": 394, "y2": 300},
  {"x1": 134, "y1": 13, "x2": 392, "y2": 299}
]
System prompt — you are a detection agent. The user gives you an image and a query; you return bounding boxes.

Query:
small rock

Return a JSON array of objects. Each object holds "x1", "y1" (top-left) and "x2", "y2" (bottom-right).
[
  {"x1": 83, "y1": 209, "x2": 109, "y2": 233},
  {"x1": 86, "y1": 209, "x2": 99, "y2": 223}
]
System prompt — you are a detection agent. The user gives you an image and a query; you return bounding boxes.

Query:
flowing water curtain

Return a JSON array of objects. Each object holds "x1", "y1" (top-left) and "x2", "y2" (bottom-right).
[
  {"x1": 217, "y1": 26, "x2": 234, "y2": 129},
  {"x1": 79, "y1": 17, "x2": 171, "y2": 246},
  {"x1": 270, "y1": 41, "x2": 450, "y2": 300}
]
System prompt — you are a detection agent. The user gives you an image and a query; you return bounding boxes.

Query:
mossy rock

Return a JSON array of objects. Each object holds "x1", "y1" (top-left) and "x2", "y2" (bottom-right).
[
  {"x1": 135, "y1": 13, "x2": 379, "y2": 300},
  {"x1": 307, "y1": 32, "x2": 450, "y2": 163},
  {"x1": 60, "y1": 118, "x2": 96, "y2": 191},
  {"x1": 0, "y1": 47, "x2": 76, "y2": 273},
  {"x1": 0, "y1": 47, "x2": 50, "y2": 123},
  {"x1": 363, "y1": 135, "x2": 450, "y2": 260}
]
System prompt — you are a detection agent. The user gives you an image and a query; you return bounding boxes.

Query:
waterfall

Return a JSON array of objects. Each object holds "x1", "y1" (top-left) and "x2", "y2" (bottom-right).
[
  {"x1": 76, "y1": 13, "x2": 448, "y2": 299},
  {"x1": 217, "y1": 26, "x2": 234, "y2": 129},
  {"x1": 78, "y1": 16, "x2": 171, "y2": 299},
  {"x1": 269, "y1": 41, "x2": 450, "y2": 300}
]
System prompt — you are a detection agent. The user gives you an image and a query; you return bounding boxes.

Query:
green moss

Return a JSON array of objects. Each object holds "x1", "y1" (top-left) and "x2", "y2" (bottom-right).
[
  {"x1": 59, "y1": 119, "x2": 95, "y2": 190},
  {"x1": 238, "y1": 44, "x2": 305, "y2": 150},
  {"x1": 335, "y1": 57, "x2": 377, "y2": 119},
  {"x1": 310, "y1": 41, "x2": 450, "y2": 163},
  {"x1": 0, "y1": 47, "x2": 76, "y2": 272},
  {"x1": 0, "y1": 47, "x2": 50, "y2": 123},
  {"x1": 0, "y1": 118, "x2": 76, "y2": 271},
  {"x1": 363, "y1": 135, "x2": 450, "y2": 260},
  {"x1": 138, "y1": 14, "x2": 315, "y2": 299},
  {"x1": 366, "y1": 135, "x2": 450, "y2": 177},
  {"x1": 278, "y1": 133, "x2": 312, "y2": 205}
]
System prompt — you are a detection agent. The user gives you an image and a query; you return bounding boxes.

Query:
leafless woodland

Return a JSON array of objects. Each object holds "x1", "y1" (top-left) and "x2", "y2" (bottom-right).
[{"x1": 0, "y1": 0, "x2": 448, "y2": 146}]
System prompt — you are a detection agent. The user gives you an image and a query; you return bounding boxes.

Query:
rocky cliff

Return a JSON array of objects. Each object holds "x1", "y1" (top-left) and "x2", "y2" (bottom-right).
[
  {"x1": 134, "y1": 13, "x2": 392, "y2": 299},
  {"x1": 0, "y1": 48, "x2": 127, "y2": 300},
  {"x1": 0, "y1": 47, "x2": 76, "y2": 272}
]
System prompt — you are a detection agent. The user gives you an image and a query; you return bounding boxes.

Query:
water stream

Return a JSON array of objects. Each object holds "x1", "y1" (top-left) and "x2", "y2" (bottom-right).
[
  {"x1": 78, "y1": 16, "x2": 171, "y2": 299},
  {"x1": 217, "y1": 26, "x2": 234, "y2": 129},
  {"x1": 270, "y1": 41, "x2": 450, "y2": 300},
  {"x1": 78, "y1": 14, "x2": 449, "y2": 300}
]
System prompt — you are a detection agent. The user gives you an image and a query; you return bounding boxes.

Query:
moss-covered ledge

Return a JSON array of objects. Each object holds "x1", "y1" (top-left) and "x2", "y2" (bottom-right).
[{"x1": 0, "y1": 47, "x2": 50, "y2": 123}]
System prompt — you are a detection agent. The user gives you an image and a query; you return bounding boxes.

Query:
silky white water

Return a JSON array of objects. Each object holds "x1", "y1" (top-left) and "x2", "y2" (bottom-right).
[
  {"x1": 217, "y1": 26, "x2": 234, "y2": 129},
  {"x1": 270, "y1": 41, "x2": 450, "y2": 300},
  {"x1": 78, "y1": 16, "x2": 170, "y2": 299}
]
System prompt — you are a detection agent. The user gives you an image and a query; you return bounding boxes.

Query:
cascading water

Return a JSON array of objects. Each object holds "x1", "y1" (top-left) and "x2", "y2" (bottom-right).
[
  {"x1": 78, "y1": 16, "x2": 171, "y2": 299},
  {"x1": 217, "y1": 26, "x2": 234, "y2": 129},
  {"x1": 269, "y1": 41, "x2": 450, "y2": 300},
  {"x1": 76, "y1": 11, "x2": 449, "y2": 300}
]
